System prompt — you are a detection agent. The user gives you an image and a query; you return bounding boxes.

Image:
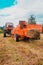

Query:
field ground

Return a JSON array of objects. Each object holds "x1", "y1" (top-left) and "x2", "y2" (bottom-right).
[{"x1": 0, "y1": 34, "x2": 43, "y2": 65}]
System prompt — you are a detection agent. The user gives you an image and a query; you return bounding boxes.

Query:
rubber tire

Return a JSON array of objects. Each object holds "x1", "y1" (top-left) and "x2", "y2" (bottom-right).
[
  {"x1": 16, "y1": 34, "x2": 20, "y2": 42},
  {"x1": 4, "y1": 30, "x2": 6, "y2": 37},
  {"x1": 36, "y1": 37, "x2": 40, "y2": 40}
]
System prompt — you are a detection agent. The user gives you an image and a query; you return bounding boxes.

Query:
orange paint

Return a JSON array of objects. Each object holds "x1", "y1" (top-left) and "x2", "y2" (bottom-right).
[
  {"x1": 27, "y1": 24, "x2": 42, "y2": 32},
  {"x1": 11, "y1": 24, "x2": 42, "y2": 38}
]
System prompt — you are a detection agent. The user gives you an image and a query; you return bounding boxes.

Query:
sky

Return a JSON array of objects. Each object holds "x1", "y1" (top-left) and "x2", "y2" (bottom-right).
[{"x1": 0, "y1": 0, "x2": 43, "y2": 27}]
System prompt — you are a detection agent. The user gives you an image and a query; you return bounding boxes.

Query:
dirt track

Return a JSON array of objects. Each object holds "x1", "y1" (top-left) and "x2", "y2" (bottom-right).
[{"x1": 0, "y1": 34, "x2": 43, "y2": 65}]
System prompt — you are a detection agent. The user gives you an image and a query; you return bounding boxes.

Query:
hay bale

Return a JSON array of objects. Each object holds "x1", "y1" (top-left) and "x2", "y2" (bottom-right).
[{"x1": 27, "y1": 29, "x2": 40, "y2": 39}]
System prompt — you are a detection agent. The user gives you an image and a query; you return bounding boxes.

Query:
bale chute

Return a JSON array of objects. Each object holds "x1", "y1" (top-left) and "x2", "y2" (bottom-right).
[{"x1": 27, "y1": 29, "x2": 40, "y2": 39}]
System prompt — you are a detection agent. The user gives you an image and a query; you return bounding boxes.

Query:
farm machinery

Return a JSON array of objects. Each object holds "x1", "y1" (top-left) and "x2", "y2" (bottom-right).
[
  {"x1": 3, "y1": 22, "x2": 14, "y2": 37},
  {"x1": 11, "y1": 21, "x2": 42, "y2": 42}
]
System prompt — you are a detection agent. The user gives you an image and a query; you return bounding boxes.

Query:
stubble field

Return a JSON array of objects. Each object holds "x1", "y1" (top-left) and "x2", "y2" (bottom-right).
[{"x1": 0, "y1": 34, "x2": 43, "y2": 65}]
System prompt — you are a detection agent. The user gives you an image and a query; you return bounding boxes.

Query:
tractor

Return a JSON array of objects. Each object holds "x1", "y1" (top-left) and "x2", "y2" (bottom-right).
[{"x1": 3, "y1": 22, "x2": 14, "y2": 37}]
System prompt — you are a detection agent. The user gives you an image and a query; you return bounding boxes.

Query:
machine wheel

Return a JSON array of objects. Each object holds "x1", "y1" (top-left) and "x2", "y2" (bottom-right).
[
  {"x1": 36, "y1": 37, "x2": 40, "y2": 40},
  {"x1": 16, "y1": 34, "x2": 20, "y2": 42},
  {"x1": 4, "y1": 30, "x2": 6, "y2": 37}
]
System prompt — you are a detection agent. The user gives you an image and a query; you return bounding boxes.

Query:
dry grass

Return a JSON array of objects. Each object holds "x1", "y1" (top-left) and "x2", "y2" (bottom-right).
[{"x1": 0, "y1": 34, "x2": 43, "y2": 65}]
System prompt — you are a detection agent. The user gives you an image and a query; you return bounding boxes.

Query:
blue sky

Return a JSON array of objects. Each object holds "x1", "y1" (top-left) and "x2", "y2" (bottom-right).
[
  {"x1": 0, "y1": 0, "x2": 43, "y2": 26},
  {"x1": 0, "y1": 0, "x2": 17, "y2": 9},
  {"x1": 0, "y1": 0, "x2": 14, "y2": 9}
]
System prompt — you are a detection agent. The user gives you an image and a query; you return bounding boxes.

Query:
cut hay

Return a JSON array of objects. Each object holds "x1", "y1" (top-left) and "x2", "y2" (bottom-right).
[{"x1": 27, "y1": 29, "x2": 40, "y2": 39}]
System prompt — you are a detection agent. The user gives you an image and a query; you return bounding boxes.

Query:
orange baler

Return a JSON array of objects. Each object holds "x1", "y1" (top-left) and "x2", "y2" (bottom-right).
[{"x1": 11, "y1": 20, "x2": 42, "y2": 42}]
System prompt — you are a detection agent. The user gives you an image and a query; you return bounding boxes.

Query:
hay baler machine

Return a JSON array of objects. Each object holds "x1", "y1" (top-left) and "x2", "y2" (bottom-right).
[
  {"x1": 12, "y1": 21, "x2": 41, "y2": 42},
  {"x1": 4, "y1": 22, "x2": 14, "y2": 37}
]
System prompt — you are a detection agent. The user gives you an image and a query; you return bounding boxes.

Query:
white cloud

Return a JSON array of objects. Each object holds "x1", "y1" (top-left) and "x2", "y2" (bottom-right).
[
  {"x1": 0, "y1": 3, "x2": 27, "y2": 26},
  {"x1": 0, "y1": 0, "x2": 43, "y2": 26}
]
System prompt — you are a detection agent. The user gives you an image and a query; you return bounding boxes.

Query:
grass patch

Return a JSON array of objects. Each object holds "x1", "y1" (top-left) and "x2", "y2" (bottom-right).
[{"x1": 0, "y1": 30, "x2": 3, "y2": 34}]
